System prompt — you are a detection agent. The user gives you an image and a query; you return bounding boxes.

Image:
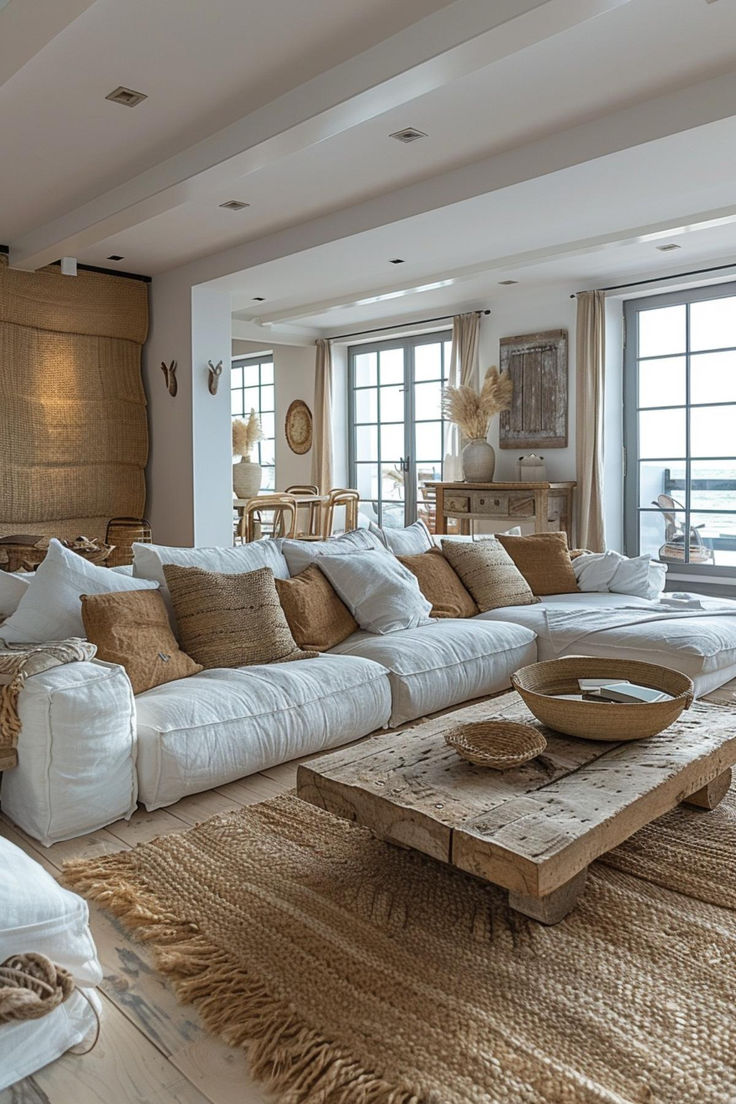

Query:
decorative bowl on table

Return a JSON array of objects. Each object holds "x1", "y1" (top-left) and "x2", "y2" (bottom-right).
[
  {"x1": 511, "y1": 656, "x2": 694, "y2": 742},
  {"x1": 444, "y1": 720, "x2": 547, "y2": 770}
]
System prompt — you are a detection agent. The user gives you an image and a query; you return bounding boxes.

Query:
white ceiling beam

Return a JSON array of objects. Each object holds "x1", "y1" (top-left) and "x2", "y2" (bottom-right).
[
  {"x1": 245, "y1": 205, "x2": 736, "y2": 323},
  {"x1": 9, "y1": 0, "x2": 633, "y2": 270},
  {"x1": 0, "y1": 0, "x2": 98, "y2": 88},
  {"x1": 192, "y1": 68, "x2": 736, "y2": 294}
]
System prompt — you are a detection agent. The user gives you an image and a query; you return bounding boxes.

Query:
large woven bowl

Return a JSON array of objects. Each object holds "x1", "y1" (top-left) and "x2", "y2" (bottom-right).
[{"x1": 511, "y1": 657, "x2": 694, "y2": 742}]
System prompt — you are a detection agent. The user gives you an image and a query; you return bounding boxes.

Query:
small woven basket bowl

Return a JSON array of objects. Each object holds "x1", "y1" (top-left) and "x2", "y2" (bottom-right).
[
  {"x1": 511, "y1": 656, "x2": 694, "y2": 742},
  {"x1": 444, "y1": 720, "x2": 547, "y2": 770}
]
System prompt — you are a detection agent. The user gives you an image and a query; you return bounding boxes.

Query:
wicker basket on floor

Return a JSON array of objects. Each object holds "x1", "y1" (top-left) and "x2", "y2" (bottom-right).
[
  {"x1": 444, "y1": 720, "x2": 546, "y2": 770},
  {"x1": 105, "y1": 518, "x2": 152, "y2": 567}
]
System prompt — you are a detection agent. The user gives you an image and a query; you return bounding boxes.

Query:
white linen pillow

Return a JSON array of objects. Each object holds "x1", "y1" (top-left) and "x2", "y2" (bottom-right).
[
  {"x1": 133, "y1": 538, "x2": 289, "y2": 586},
  {"x1": 572, "y1": 550, "x2": 666, "y2": 600},
  {"x1": 370, "y1": 519, "x2": 433, "y2": 556},
  {"x1": 1, "y1": 539, "x2": 158, "y2": 643},
  {"x1": 316, "y1": 549, "x2": 432, "y2": 634},
  {"x1": 0, "y1": 571, "x2": 31, "y2": 618},
  {"x1": 282, "y1": 528, "x2": 385, "y2": 576}
]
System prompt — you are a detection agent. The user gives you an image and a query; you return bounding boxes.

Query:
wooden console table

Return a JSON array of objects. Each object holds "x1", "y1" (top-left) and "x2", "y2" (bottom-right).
[{"x1": 427, "y1": 480, "x2": 576, "y2": 541}]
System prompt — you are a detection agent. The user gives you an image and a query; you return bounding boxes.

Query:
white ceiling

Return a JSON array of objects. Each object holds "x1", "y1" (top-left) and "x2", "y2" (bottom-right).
[{"x1": 3, "y1": 0, "x2": 736, "y2": 337}]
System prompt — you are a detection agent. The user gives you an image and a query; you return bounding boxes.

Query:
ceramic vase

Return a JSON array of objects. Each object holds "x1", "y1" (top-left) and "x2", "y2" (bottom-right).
[
  {"x1": 233, "y1": 458, "x2": 262, "y2": 499},
  {"x1": 462, "y1": 438, "x2": 496, "y2": 483}
]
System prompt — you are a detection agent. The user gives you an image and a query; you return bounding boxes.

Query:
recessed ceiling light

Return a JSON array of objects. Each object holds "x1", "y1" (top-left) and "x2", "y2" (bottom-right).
[
  {"x1": 107, "y1": 254, "x2": 124, "y2": 261},
  {"x1": 389, "y1": 258, "x2": 405, "y2": 265},
  {"x1": 498, "y1": 279, "x2": 518, "y2": 285},
  {"x1": 219, "y1": 200, "x2": 250, "y2": 211},
  {"x1": 389, "y1": 127, "x2": 427, "y2": 143},
  {"x1": 656, "y1": 243, "x2": 681, "y2": 252},
  {"x1": 105, "y1": 86, "x2": 147, "y2": 108},
  {"x1": 252, "y1": 296, "x2": 265, "y2": 301}
]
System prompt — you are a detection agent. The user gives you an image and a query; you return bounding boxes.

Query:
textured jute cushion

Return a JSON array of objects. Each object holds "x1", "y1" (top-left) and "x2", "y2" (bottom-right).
[
  {"x1": 80, "y1": 589, "x2": 202, "y2": 695},
  {"x1": 496, "y1": 531, "x2": 579, "y2": 596},
  {"x1": 398, "y1": 548, "x2": 478, "y2": 619},
  {"x1": 275, "y1": 565, "x2": 358, "y2": 651},
  {"x1": 163, "y1": 564, "x2": 316, "y2": 670},
  {"x1": 441, "y1": 539, "x2": 539, "y2": 612}
]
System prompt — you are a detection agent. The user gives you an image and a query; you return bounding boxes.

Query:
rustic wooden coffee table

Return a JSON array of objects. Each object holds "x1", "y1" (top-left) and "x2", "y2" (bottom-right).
[{"x1": 297, "y1": 692, "x2": 736, "y2": 924}]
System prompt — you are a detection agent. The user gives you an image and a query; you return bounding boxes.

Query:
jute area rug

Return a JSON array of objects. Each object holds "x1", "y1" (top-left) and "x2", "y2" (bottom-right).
[{"x1": 64, "y1": 786, "x2": 736, "y2": 1104}]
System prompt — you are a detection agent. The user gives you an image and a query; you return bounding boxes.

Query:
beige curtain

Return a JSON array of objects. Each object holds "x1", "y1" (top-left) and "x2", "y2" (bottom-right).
[
  {"x1": 575, "y1": 290, "x2": 606, "y2": 551},
  {"x1": 444, "y1": 312, "x2": 480, "y2": 480},
  {"x1": 311, "y1": 338, "x2": 333, "y2": 492}
]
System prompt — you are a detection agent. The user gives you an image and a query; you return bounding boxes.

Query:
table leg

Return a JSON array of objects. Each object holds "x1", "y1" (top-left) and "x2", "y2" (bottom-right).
[
  {"x1": 508, "y1": 868, "x2": 587, "y2": 925},
  {"x1": 682, "y1": 768, "x2": 732, "y2": 810}
]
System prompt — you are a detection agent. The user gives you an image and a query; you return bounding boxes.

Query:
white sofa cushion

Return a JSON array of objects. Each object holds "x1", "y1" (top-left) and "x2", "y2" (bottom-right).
[
  {"x1": 1, "y1": 660, "x2": 137, "y2": 844},
  {"x1": 0, "y1": 540, "x2": 158, "y2": 644},
  {"x1": 281, "y1": 528, "x2": 383, "y2": 576},
  {"x1": 135, "y1": 654, "x2": 392, "y2": 810},
  {"x1": 477, "y1": 592, "x2": 736, "y2": 696},
  {"x1": 132, "y1": 538, "x2": 290, "y2": 586},
  {"x1": 370, "y1": 519, "x2": 433, "y2": 555},
  {"x1": 0, "y1": 836, "x2": 102, "y2": 1090},
  {"x1": 316, "y1": 550, "x2": 432, "y2": 634},
  {"x1": 330, "y1": 619, "x2": 537, "y2": 726},
  {"x1": 572, "y1": 550, "x2": 667, "y2": 600},
  {"x1": 0, "y1": 571, "x2": 31, "y2": 618}
]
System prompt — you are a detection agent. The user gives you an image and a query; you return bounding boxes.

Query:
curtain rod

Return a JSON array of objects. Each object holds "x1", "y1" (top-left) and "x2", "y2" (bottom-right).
[
  {"x1": 327, "y1": 309, "x2": 490, "y2": 343},
  {"x1": 570, "y1": 260, "x2": 736, "y2": 298}
]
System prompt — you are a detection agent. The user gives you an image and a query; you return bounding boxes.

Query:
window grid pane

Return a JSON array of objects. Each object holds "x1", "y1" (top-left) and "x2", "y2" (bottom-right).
[
  {"x1": 629, "y1": 285, "x2": 736, "y2": 569},
  {"x1": 231, "y1": 355, "x2": 276, "y2": 487}
]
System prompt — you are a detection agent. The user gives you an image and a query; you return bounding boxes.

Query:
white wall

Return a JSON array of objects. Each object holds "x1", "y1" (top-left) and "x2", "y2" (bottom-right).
[{"x1": 232, "y1": 339, "x2": 316, "y2": 490}]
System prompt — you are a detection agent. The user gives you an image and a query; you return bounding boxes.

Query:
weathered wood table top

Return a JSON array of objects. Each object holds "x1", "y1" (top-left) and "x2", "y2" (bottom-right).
[{"x1": 297, "y1": 692, "x2": 736, "y2": 924}]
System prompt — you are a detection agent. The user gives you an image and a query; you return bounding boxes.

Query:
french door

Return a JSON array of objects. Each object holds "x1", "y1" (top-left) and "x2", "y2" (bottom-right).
[{"x1": 348, "y1": 332, "x2": 451, "y2": 528}]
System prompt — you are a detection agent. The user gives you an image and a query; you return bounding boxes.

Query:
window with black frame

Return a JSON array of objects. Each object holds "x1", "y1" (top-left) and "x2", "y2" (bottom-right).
[{"x1": 624, "y1": 283, "x2": 736, "y2": 577}]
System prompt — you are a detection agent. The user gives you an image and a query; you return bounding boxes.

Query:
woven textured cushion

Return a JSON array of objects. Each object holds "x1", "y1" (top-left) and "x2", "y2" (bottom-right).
[
  {"x1": 275, "y1": 565, "x2": 358, "y2": 651},
  {"x1": 81, "y1": 589, "x2": 202, "y2": 695},
  {"x1": 163, "y1": 564, "x2": 316, "y2": 670},
  {"x1": 441, "y1": 539, "x2": 539, "y2": 612},
  {"x1": 398, "y1": 548, "x2": 478, "y2": 619},
  {"x1": 496, "y1": 531, "x2": 578, "y2": 596}
]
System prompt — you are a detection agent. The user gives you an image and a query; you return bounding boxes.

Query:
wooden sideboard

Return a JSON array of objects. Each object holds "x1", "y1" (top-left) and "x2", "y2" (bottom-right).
[{"x1": 427, "y1": 481, "x2": 576, "y2": 541}]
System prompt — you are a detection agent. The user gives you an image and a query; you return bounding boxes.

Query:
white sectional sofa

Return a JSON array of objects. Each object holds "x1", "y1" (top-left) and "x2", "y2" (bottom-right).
[{"x1": 2, "y1": 528, "x2": 736, "y2": 846}]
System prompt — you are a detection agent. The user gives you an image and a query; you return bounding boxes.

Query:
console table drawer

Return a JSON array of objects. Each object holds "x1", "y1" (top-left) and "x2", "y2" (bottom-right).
[
  {"x1": 509, "y1": 494, "x2": 536, "y2": 518},
  {"x1": 472, "y1": 492, "x2": 509, "y2": 515},
  {"x1": 445, "y1": 494, "x2": 471, "y2": 514}
]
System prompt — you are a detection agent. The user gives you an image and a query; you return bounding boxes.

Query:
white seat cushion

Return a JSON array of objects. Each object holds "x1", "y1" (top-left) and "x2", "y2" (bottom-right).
[
  {"x1": 1, "y1": 660, "x2": 138, "y2": 845},
  {"x1": 330, "y1": 619, "x2": 537, "y2": 726},
  {"x1": 0, "y1": 836, "x2": 102, "y2": 1089},
  {"x1": 477, "y1": 592, "x2": 736, "y2": 696},
  {"x1": 135, "y1": 654, "x2": 392, "y2": 809}
]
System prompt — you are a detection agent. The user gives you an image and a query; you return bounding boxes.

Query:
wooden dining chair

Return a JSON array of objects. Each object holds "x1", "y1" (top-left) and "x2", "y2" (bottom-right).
[
  {"x1": 285, "y1": 485, "x2": 323, "y2": 538},
  {"x1": 242, "y1": 494, "x2": 298, "y2": 542},
  {"x1": 322, "y1": 488, "x2": 360, "y2": 538}
]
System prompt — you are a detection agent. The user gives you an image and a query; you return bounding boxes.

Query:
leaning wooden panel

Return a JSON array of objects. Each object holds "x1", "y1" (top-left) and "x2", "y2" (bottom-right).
[{"x1": 499, "y1": 329, "x2": 568, "y2": 449}]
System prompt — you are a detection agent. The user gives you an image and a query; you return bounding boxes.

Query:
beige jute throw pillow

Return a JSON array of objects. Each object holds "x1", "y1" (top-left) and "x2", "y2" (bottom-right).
[
  {"x1": 496, "y1": 531, "x2": 579, "y2": 596},
  {"x1": 275, "y1": 565, "x2": 358, "y2": 651},
  {"x1": 81, "y1": 589, "x2": 202, "y2": 695},
  {"x1": 163, "y1": 564, "x2": 317, "y2": 670},
  {"x1": 441, "y1": 539, "x2": 539, "y2": 612}
]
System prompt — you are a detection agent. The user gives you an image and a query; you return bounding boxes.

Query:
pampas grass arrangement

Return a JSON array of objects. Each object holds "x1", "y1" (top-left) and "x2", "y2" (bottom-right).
[
  {"x1": 232, "y1": 410, "x2": 263, "y2": 458},
  {"x1": 443, "y1": 366, "x2": 513, "y2": 440}
]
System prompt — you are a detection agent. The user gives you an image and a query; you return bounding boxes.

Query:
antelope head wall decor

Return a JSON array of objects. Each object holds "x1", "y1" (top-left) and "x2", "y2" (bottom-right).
[
  {"x1": 207, "y1": 359, "x2": 223, "y2": 395},
  {"x1": 160, "y1": 360, "x2": 178, "y2": 397}
]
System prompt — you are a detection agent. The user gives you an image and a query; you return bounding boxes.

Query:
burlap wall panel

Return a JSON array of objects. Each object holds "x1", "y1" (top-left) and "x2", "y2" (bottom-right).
[{"x1": 0, "y1": 257, "x2": 149, "y2": 535}]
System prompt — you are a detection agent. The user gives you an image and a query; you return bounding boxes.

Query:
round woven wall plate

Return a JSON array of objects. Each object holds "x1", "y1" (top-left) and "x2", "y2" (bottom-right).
[
  {"x1": 285, "y1": 400, "x2": 313, "y2": 454},
  {"x1": 444, "y1": 720, "x2": 546, "y2": 770}
]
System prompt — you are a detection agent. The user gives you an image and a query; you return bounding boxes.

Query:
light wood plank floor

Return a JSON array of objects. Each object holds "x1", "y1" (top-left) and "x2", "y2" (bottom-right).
[{"x1": 0, "y1": 765, "x2": 307, "y2": 1104}]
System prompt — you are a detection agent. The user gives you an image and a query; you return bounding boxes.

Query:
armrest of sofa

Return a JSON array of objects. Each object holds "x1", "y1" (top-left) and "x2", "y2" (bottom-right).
[{"x1": 0, "y1": 659, "x2": 138, "y2": 845}]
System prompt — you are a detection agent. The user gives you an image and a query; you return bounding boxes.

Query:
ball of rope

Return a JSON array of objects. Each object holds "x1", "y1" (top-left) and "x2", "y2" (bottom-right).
[{"x1": 0, "y1": 952, "x2": 74, "y2": 1023}]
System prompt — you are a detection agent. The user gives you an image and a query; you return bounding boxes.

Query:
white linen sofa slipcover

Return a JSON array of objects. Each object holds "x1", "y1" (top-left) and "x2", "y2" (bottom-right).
[{"x1": 0, "y1": 835, "x2": 102, "y2": 1090}]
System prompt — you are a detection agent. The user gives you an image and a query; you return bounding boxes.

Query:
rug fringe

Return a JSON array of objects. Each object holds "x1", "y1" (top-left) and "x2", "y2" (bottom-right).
[{"x1": 63, "y1": 856, "x2": 426, "y2": 1104}]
